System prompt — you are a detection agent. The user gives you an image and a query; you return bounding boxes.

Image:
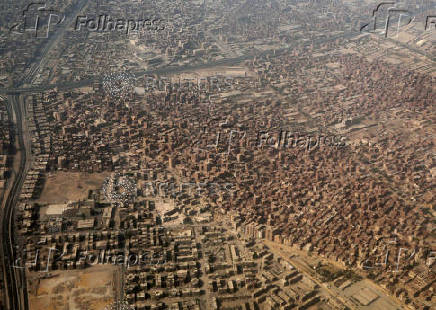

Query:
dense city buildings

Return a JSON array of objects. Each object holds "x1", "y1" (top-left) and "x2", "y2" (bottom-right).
[{"x1": 0, "y1": 1, "x2": 434, "y2": 310}]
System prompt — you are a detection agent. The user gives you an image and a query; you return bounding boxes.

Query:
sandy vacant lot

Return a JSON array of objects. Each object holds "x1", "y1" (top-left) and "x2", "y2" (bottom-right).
[
  {"x1": 36, "y1": 172, "x2": 110, "y2": 204},
  {"x1": 28, "y1": 265, "x2": 118, "y2": 310},
  {"x1": 169, "y1": 65, "x2": 257, "y2": 79}
]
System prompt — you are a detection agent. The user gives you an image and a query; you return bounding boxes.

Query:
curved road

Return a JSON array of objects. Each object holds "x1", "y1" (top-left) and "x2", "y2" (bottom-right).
[
  {"x1": 0, "y1": 26, "x2": 361, "y2": 310},
  {"x1": 1, "y1": 95, "x2": 29, "y2": 310},
  {"x1": 0, "y1": 1, "x2": 89, "y2": 309},
  {"x1": 0, "y1": 31, "x2": 361, "y2": 95}
]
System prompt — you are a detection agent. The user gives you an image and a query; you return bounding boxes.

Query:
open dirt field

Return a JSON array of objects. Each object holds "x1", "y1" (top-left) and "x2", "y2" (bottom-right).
[
  {"x1": 169, "y1": 65, "x2": 257, "y2": 79},
  {"x1": 28, "y1": 265, "x2": 118, "y2": 310},
  {"x1": 36, "y1": 172, "x2": 110, "y2": 204}
]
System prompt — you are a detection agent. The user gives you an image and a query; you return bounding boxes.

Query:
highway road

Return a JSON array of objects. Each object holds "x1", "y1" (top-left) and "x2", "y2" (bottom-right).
[
  {"x1": 18, "y1": 0, "x2": 90, "y2": 88},
  {"x1": 0, "y1": 26, "x2": 361, "y2": 310},
  {"x1": 0, "y1": 1, "x2": 89, "y2": 310},
  {"x1": 0, "y1": 95, "x2": 30, "y2": 310},
  {"x1": 263, "y1": 240, "x2": 356, "y2": 309}
]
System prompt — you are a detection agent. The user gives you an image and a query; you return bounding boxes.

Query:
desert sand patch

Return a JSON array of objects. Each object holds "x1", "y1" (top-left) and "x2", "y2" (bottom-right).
[
  {"x1": 28, "y1": 265, "x2": 117, "y2": 310},
  {"x1": 36, "y1": 172, "x2": 110, "y2": 204}
]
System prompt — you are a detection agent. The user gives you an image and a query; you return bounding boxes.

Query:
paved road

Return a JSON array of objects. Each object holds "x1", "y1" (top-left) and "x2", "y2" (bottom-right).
[
  {"x1": 0, "y1": 95, "x2": 30, "y2": 310},
  {"x1": 263, "y1": 240, "x2": 355, "y2": 309},
  {"x1": 0, "y1": 1, "x2": 89, "y2": 310},
  {"x1": 0, "y1": 31, "x2": 360, "y2": 95},
  {"x1": 264, "y1": 240, "x2": 406, "y2": 310},
  {"x1": 18, "y1": 0, "x2": 90, "y2": 87},
  {"x1": 0, "y1": 27, "x2": 360, "y2": 310}
]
